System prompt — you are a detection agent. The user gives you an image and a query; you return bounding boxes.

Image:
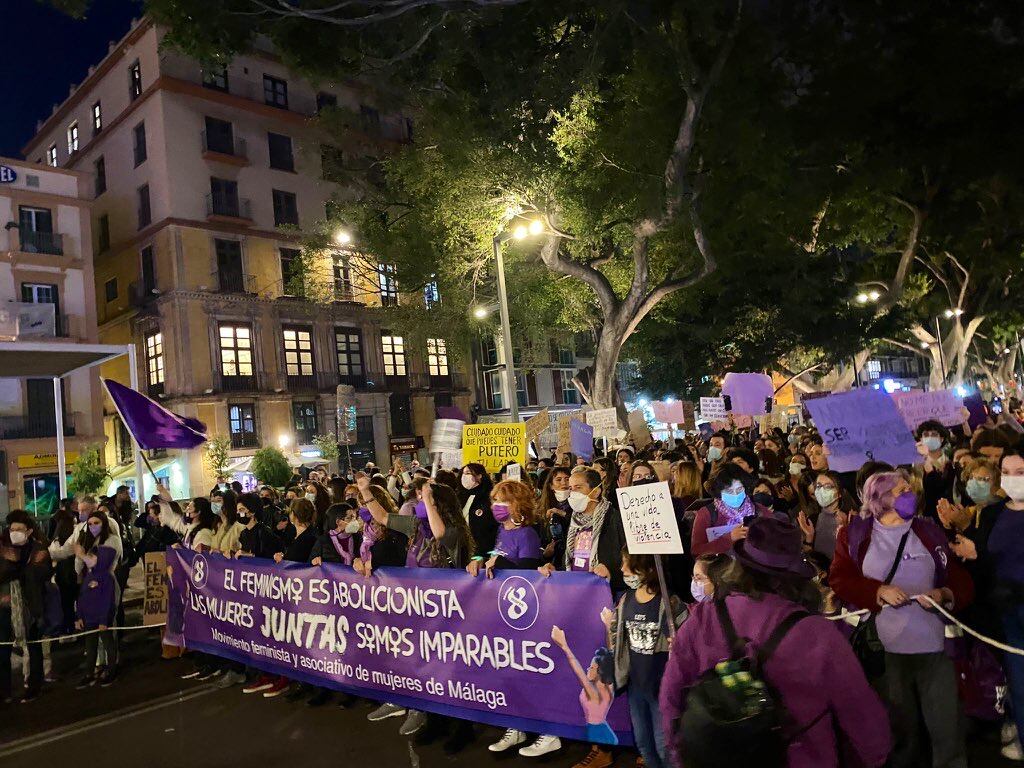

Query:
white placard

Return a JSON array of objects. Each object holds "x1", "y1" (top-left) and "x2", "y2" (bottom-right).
[
  {"x1": 430, "y1": 418, "x2": 465, "y2": 453},
  {"x1": 616, "y1": 481, "x2": 684, "y2": 555},
  {"x1": 586, "y1": 408, "x2": 619, "y2": 438},
  {"x1": 437, "y1": 449, "x2": 464, "y2": 470},
  {"x1": 506, "y1": 463, "x2": 522, "y2": 481},
  {"x1": 700, "y1": 397, "x2": 728, "y2": 421}
]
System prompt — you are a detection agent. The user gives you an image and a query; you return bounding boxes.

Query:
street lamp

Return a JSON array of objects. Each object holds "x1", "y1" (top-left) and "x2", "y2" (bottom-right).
[
  {"x1": 334, "y1": 229, "x2": 352, "y2": 246},
  {"x1": 472, "y1": 306, "x2": 490, "y2": 320},
  {"x1": 493, "y1": 219, "x2": 546, "y2": 422}
]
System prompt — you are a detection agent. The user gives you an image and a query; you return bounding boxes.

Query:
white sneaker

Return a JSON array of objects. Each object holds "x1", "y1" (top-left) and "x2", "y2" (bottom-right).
[
  {"x1": 367, "y1": 702, "x2": 407, "y2": 722},
  {"x1": 488, "y1": 729, "x2": 527, "y2": 753},
  {"x1": 1003, "y1": 740, "x2": 1024, "y2": 762},
  {"x1": 519, "y1": 735, "x2": 561, "y2": 757},
  {"x1": 1005, "y1": 721, "x2": 1019, "y2": 746}
]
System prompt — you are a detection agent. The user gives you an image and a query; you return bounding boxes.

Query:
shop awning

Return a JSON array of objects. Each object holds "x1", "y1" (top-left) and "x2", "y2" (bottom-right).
[{"x1": 0, "y1": 341, "x2": 130, "y2": 378}]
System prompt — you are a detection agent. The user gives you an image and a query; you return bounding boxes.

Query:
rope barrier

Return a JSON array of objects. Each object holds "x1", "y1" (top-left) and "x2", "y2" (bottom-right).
[{"x1": 0, "y1": 623, "x2": 165, "y2": 647}]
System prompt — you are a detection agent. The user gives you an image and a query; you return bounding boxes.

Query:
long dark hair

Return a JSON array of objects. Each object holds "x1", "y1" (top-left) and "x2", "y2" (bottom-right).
[
  {"x1": 458, "y1": 463, "x2": 493, "y2": 505},
  {"x1": 538, "y1": 466, "x2": 571, "y2": 512},
  {"x1": 719, "y1": 559, "x2": 822, "y2": 614},
  {"x1": 78, "y1": 508, "x2": 112, "y2": 550},
  {"x1": 212, "y1": 488, "x2": 238, "y2": 525},
  {"x1": 426, "y1": 483, "x2": 475, "y2": 563},
  {"x1": 190, "y1": 497, "x2": 220, "y2": 534}
]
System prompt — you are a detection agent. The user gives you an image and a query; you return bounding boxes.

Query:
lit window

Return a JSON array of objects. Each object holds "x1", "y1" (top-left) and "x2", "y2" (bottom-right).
[
  {"x1": 427, "y1": 338, "x2": 449, "y2": 377},
  {"x1": 378, "y1": 263, "x2": 398, "y2": 307},
  {"x1": 381, "y1": 334, "x2": 406, "y2": 376},
  {"x1": 92, "y1": 102, "x2": 102, "y2": 134},
  {"x1": 282, "y1": 326, "x2": 314, "y2": 377},
  {"x1": 67, "y1": 123, "x2": 79, "y2": 155},
  {"x1": 219, "y1": 324, "x2": 253, "y2": 377},
  {"x1": 145, "y1": 331, "x2": 165, "y2": 386},
  {"x1": 867, "y1": 360, "x2": 881, "y2": 380},
  {"x1": 129, "y1": 60, "x2": 142, "y2": 100},
  {"x1": 487, "y1": 370, "x2": 504, "y2": 410},
  {"x1": 335, "y1": 328, "x2": 364, "y2": 379},
  {"x1": 46, "y1": 145, "x2": 58, "y2": 167},
  {"x1": 558, "y1": 369, "x2": 580, "y2": 404},
  {"x1": 423, "y1": 281, "x2": 440, "y2": 308}
]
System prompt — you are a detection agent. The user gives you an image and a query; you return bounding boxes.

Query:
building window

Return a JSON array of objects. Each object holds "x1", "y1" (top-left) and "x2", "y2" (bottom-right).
[
  {"x1": 263, "y1": 75, "x2": 288, "y2": 109},
  {"x1": 97, "y1": 214, "x2": 110, "y2": 253},
  {"x1": 360, "y1": 104, "x2": 381, "y2": 134},
  {"x1": 46, "y1": 145, "x2": 57, "y2": 167},
  {"x1": 66, "y1": 122, "x2": 79, "y2": 155},
  {"x1": 335, "y1": 328, "x2": 363, "y2": 380},
  {"x1": 381, "y1": 334, "x2": 406, "y2": 377},
  {"x1": 427, "y1": 338, "x2": 449, "y2": 377},
  {"x1": 133, "y1": 122, "x2": 147, "y2": 166},
  {"x1": 145, "y1": 331, "x2": 165, "y2": 389},
  {"x1": 140, "y1": 245, "x2": 156, "y2": 295},
  {"x1": 316, "y1": 92, "x2": 337, "y2": 112},
  {"x1": 516, "y1": 374, "x2": 529, "y2": 408},
  {"x1": 137, "y1": 184, "x2": 151, "y2": 229},
  {"x1": 423, "y1": 281, "x2": 440, "y2": 308},
  {"x1": 321, "y1": 145, "x2": 344, "y2": 182},
  {"x1": 279, "y1": 247, "x2": 302, "y2": 295},
  {"x1": 481, "y1": 337, "x2": 498, "y2": 366},
  {"x1": 129, "y1": 59, "x2": 142, "y2": 100},
  {"x1": 557, "y1": 369, "x2": 580, "y2": 404},
  {"x1": 867, "y1": 360, "x2": 881, "y2": 380},
  {"x1": 228, "y1": 403, "x2": 258, "y2": 449},
  {"x1": 282, "y1": 326, "x2": 314, "y2": 381},
  {"x1": 203, "y1": 116, "x2": 235, "y2": 155},
  {"x1": 92, "y1": 102, "x2": 102, "y2": 135},
  {"x1": 209, "y1": 177, "x2": 242, "y2": 218},
  {"x1": 219, "y1": 324, "x2": 254, "y2": 378},
  {"x1": 268, "y1": 133, "x2": 294, "y2": 171},
  {"x1": 202, "y1": 65, "x2": 229, "y2": 92},
  {"x1": 272, "y1": 189, "x2": 299, "y2": 227},
  {"x1": 333, "y1": 257, "x2": 353, "y2": 300},
  {"x1": 104, "y1": 277, "x2": 118, "y2": 302},
  {"x1": 293, "y1": 401, "x2": 318, "y2": 444},
  {"x1": 555, "y1": 344, "x2": 574, "y2": 365},
  {"x1": 487, "y1": 370, "x2": 504, "y2": 410},
  {"x1": 378, "y1": 263, "x2": 398, "y2": 307},
  {"x1": 215, "y1": 239, "x2": 245, "y2": 293},
  {"x1": 94, "y1": 156, "x2": 106, "y2": 196}
]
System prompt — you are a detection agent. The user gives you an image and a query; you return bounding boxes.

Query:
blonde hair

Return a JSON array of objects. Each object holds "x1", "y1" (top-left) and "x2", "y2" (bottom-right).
[
  {"x1": 672, "y1": 462, "x2": 703, "y2": 500},
  {"x1": 962, "y1": 456, "x2": 999, "y2": 486},
  {"x1": 492, "y1": 480, "x2": 537, "y2": 526}
]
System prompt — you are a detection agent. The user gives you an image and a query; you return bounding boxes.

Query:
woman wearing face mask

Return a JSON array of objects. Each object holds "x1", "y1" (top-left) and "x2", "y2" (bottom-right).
[
  {"x1": 700, "y1": 433, "x2": 729, "y2": 484},
  {"x1": 72, "y1": 509, "x2": 122, "y2": 687},
  {"x1": 603, "y1": 549, "x2": 687, "y2": 768},
  {"x1": 949, "y1": 451, "x2": 1024, "y2": 760},
  {"x1": 629, "y1": 461, "x2": 658, "y2": 486},
  {"x1": 0, "y1": 510, "x2": 52, "y2": 703},
  {"x1": 796, "y1": 470, "x2": 855, "y2": 562},
  {"x1": 48, "y1": 498, "x2": 80, "y2": 635},
  {"x1": 915, "y1": 420, "x2": 955, "y2": 522},
  {"x1": 467, "y1": 480, "x2": 542, "y2": 579},
  {"x1": 689, "y1": 553, "x2": 729, "y2": 603},
  {"x1": 539, "y1": 467, "x2": 572, "y2": 565},
  {"x1": 831, "y1": 471, "x2": 972, "y2": 768},
  {"x1": 690, "y1": 463, "x2": 775, "y2": 557},
  {"x1": 210, "y1": 489, "x2": 243, "y2": 557},
  {"x1": 458, "y1": 463, "x2": 496, "y2": 559},
  {"x1": 304, "y1": 482, "x2": 331, "y2": 531},
  {"x1": 158, "y1": 492, "x2": 219, "y2": 553},
  {"x1": 311, "y1": 504, "x2": 361, "y2": 568},
  {"x1": 937, "y1": 457, "x2": 1001, "y2": 535},
  {"x1": 235, "y1": 492, "x2": 284, "y2": 560}
]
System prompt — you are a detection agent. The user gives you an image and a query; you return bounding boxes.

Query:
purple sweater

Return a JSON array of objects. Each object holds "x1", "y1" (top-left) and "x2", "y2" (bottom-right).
[
  {"x1": 660, "y1": 593, "x2": 891, "y2": 768},
  {"x1": 493, "y1": 525, "x2": 541, "y2": 564}
]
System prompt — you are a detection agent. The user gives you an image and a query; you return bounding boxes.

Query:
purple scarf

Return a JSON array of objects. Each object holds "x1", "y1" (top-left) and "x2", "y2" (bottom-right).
[
  {"x1": 714, "y1": 495, "x2": 755, "y2": 526},
  {"x1": 328, "y1": 531, "x2": 355, "y2": 566}
]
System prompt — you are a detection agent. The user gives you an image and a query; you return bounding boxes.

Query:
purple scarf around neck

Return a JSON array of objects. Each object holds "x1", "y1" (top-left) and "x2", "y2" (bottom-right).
[{"x1": 714, "y1": 495, "x2": 755, "y2": 526}]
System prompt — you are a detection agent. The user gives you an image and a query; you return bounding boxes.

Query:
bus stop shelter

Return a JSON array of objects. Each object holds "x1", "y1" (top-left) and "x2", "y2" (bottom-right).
[{"x1": 0, "y1": 340, "x2": 145, "y2": 500}]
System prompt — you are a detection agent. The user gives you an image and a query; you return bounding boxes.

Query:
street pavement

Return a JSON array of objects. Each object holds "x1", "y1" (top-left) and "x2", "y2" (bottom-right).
[{"x1": 0, "y1": 620, "x2": 1013, "y2": 767}]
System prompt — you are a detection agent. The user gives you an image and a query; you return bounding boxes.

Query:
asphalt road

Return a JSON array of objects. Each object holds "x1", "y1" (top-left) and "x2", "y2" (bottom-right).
[{"x1": 0, "y1": 625, "x2": 1013, "y2": 768}]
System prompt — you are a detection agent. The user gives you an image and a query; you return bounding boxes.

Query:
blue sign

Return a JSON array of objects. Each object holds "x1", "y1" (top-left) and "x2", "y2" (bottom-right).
[{"x1": 0, "y1": 166, "x2": 16, "y2": 184}]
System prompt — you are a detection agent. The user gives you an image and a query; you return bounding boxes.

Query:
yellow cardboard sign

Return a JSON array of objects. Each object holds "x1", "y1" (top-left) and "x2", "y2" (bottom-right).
[{"x1": 462, "y1": 423, "x2": 528, "y2": 473}]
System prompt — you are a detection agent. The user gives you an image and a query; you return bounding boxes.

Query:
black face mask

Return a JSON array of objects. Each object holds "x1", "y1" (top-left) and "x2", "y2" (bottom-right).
[
  {"x1": 237, "y1": 514, "x2": 250, "y2": 525},
  {"x1": 632, "y1": 477, "x2": 657, "y2": 486},
  {"x1": 751, "y1": 492, "x2": 774, "y2": 508}
]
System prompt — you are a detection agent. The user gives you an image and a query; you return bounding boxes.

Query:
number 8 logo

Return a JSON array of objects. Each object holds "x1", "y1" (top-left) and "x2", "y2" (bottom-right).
[{"x1": 191, "y1": 554, "x2": 209, "y2": 589}]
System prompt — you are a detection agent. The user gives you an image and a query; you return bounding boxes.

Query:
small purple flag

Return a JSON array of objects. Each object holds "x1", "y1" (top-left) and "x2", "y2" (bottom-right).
[{"x1": 103, "y1": 379, "x2": 207, "y2": 450}]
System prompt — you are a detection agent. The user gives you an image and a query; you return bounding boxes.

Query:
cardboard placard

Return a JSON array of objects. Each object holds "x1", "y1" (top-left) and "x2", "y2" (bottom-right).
[
  {"x1": 616, "y1": 481, "x2": 684, "y2": 555},
  {"x1": 430, "y1": 418, "x2": 465, "y2": 453},
  {"x1": 462, "y1": 423, "x2": 528, "y2": 473},
  {"x1": 525, "y1": 408, "x2": 551, "y2": 441},
  {"x1": 651, "y1": 400, "x2": 685, "y2": 424},
  {"x1": 586, "y1": 408, "x2": 619, "y2": 438},
  {"x1": 627, "y1": 410, "x2": 653, "y2": 449},
  {"x1": 804, "y1": 389, "x2": 921, "y2": 472},
  {"x1": 506, "y1": 463, "x2": 522, "y2": 481},
  {"x1": 699, "y1": 397, "x2": 728, "y2": 421},
  {"x1": 681, "y1": 401, "x2": 696, "y2": 431},
  {"x1": 437, "y1": 449, "x2": 464, "y2": 470},
  {"x1": 890, "y1": 389, "x2": 964, "y2": 429},
  {"x1": 570, "y1": 419, "x2": 595, "y2": 461},
  {"x1": 144, "y1": 551, "x2": 168, "y2": 626}
]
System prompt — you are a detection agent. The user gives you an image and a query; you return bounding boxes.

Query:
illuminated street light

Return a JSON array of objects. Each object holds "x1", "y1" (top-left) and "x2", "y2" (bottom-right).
[
  {"x1": 920, "y1": 342, "x2": 929, "y2": 349},
  {"x1": 472, "y1": 306, "x2": 490, "y2": 319},
  {"x1": 334, "y1": 230, "x2": 352, "y2": 246},
  {"x1": 512, "y1": 224, "x2": 529, "y2": 240},
  {"x1": 278, "y1": 434, "x2": 292, "y2": 449},
  {"x1": 855, "y1": 293, "x2": 869, "y2": 304},
  {"x1": 528, "y1": 219, "x2": 545, "y2": 236},
  {"x1": 868, "y1": 290, "x2": 880, "y2": 301}
]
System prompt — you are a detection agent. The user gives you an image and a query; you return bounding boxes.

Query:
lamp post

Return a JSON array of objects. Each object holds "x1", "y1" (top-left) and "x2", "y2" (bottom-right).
[{"x1": 491, "y1": 219, "x2": 544, "y2": 423}]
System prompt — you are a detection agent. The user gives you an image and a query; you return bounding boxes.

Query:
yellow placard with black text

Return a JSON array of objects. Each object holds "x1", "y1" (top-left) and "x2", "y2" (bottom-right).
[{"x1": 462, "y1": 423, "x2": 528, "y2": 473}]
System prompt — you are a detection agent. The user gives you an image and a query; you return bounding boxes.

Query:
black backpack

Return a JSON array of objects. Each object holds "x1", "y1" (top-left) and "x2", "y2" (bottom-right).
[{"x1": 678, "y1": 600, "x2": 808, "y2": 768}]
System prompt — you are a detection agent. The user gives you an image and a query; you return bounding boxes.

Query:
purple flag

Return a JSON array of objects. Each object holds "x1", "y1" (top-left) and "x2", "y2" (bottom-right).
[{"x1": 103, "y1": 379, "x2": 207, "y2": 450}]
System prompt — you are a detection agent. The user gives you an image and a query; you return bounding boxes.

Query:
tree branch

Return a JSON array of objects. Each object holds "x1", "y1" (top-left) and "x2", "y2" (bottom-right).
[{"x1": 536, "y1": 235, "x2": 618, "y2": 320}]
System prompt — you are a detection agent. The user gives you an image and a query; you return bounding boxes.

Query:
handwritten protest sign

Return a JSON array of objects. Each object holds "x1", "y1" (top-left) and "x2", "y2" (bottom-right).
[
  {"x1": 430, "y1": 418, "x2": 465, "y2": 453},
  {"x1": 463, "y1": 423, "x2": 527, "y2": 473},
  {"x1": 570, "y1": 419, "x2": 595, "y2": 461},
  {"x1": 733, "y1": 414, "x2": 754, "y2": 429},
  {"x1": 585, "y1": 408, "x2": 619, "y2": 438},
  {"x1": 651, "y1": 400, "x2": 685, "y2": 424},
  {"x1": 144, "y1": 551, "x2": 168, "y2": 626},
  {"x1": 616, "y1": 481, "x2": 684, "y2": 555},
  {"x1": 890, "y1": 389, "x2": 964, "y2": 429},
  {"x1": 681, "y1": 401, "x2": 696, "y2": 431},
  {"x1": 803, "y1": 388, "x2": 921, "y2": 472},
  {"x1": 721, "y1": 372, "x2": 774, "y2": 416},
  {"x1": 437, "y1": 449, "x2": 464, "y2": 470},
  {"x1": 699, "y1": 397, "x2": 728, "y2": 421},
  {"x1": 525, "y1": 408, "x2": 550, "y2": 441},
  {"x1": 627, "y1": 410, "x2": 653, "y2": 448},
  {"x1": 506, "y1": 463, "x2": 522, "y2": 481}
]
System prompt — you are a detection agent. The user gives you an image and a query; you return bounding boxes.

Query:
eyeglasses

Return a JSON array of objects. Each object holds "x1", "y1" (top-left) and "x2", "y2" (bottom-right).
[{"x1": 813, "y1": 483, "x2": 837, "y2": 491}]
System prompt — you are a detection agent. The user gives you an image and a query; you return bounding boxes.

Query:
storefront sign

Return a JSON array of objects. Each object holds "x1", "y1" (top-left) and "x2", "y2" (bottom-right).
[
  {"x1": 389, "y1": 436, "x2": 424, "y2": 455},
  {"x1": 17, "y1": 451, "x2": 80, "y2": 469},
  {"x1": 0, "y1": 165, "x2": 17, "y2": 184}
]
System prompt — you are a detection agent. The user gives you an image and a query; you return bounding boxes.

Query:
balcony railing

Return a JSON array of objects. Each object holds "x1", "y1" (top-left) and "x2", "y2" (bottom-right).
[
  {"x1": 217, "y1": 372, "x2": 267, "y2": 393},
  {"x1": 130, "y1": 280, "x2": 159, "y2": 308},
  {"x1": 201, "y1": 130, "x2": 247, "y2": 159},
  {"x1": 285, "y1": 373, "x2": 317, "y2": 391},
  {"x1": 211, "y1": 271, "x2": 257, "y2": 294},
  {"x1": 206, "y1": 193, "x2": 251, "y2": 220},
  {"x1": 19, "y1": 230, "x2": 63, "y2": 256},
  {"x1": 317, "y1": 370, "x2": 340, "y2": 390},
  {"x1": 230, "y1": 432, "x2": 260, "y2": 450},
  {"x1": 0, "y1": 411, "x2": 77, "y2": 439}
]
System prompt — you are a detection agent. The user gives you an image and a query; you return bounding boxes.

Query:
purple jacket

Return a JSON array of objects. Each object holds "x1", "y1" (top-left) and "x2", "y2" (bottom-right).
[
  {"x1": 76, "y1": 545, "x2": 117, "y2": 628},
  {"x1": 659, "y1": 593, "x2": 891, "y2": 768}
]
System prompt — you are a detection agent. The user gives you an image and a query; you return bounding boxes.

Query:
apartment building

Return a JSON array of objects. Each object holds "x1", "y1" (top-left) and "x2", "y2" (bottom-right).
[
  {"x1": 24, "y1": 18, "x2": 472, "y2": 497},
  {"x1": 0, "y1": 158, "x2": 104, "y2": 514}
]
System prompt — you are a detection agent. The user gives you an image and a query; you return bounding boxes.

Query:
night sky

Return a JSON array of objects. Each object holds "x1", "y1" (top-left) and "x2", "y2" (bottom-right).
[{"x1": 0, "y1": 0, "x2": 140, "y2": 158}]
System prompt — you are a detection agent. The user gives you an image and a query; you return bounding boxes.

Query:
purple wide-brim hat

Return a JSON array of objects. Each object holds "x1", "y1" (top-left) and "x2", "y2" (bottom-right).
[{"x1": 734, "y1": 515, "x2": 817, "y2": 579}]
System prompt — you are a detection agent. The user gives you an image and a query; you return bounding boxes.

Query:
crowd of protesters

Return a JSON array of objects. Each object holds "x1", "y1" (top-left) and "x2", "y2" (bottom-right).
[{"x1": 5, "y1": 400, "x2": 1024, "y2": 767}]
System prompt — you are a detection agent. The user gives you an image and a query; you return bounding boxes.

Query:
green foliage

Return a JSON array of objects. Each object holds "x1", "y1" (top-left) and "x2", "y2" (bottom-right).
[
  {"x1": 203, "y1": 435, "x2": 232, "y2": 478},
  {"x1": 250, "y1": 447, "x2": 292, "y2": 488},
  {"x1": 68, "y1": 445, "x2": 110, "y2": 497},
  {"x1": 311, "y1": 434, "x2": 340, "y2": 462}
]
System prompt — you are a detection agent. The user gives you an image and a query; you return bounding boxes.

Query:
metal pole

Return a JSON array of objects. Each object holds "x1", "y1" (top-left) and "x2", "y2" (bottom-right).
[
  {"x1": 934, "y1": 317, "x2": 948, "y2": 389},
  {"x1": 653, "y1": 555, "x2": 676, "y2": 640},
  {"x1": 53, "y1": 377, "x2": 67, "y2": 500},
  {"x1": 128, "y1": 344, "x2": 147, "y2": 501},
  {"x1": 493, "y1": 235, "x2": 519, "y2": 423}
]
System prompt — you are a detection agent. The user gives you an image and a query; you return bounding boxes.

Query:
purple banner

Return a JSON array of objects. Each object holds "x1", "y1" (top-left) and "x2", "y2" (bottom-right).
[
  {"x1": 570, "y1": 419, "x2": 595, "y2": 461},
  {"x1": 166, "y1": 549, "x2": 631, "y2": 744},
  {"x1": 103, "y1": 378, "x2": 207, "y2": 450}
]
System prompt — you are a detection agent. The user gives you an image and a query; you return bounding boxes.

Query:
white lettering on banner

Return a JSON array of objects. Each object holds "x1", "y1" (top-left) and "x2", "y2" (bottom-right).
[
  {"x1": 699, "y1": 397, "x2": 728, "y2": 421},
  {"x1": 615, "y1": 481, "x2": 684, "y2": 555}
]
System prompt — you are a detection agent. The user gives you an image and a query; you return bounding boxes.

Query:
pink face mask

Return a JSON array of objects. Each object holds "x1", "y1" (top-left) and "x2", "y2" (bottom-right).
[{"x1": 492, "y1": 503, "x2": 511, "y2": 523}]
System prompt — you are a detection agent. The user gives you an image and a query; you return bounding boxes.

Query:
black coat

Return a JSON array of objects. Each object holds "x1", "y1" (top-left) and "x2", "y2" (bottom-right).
[
  {"x1": 283, "y1": 527, "x2": 318, "y2": 563},
  {"x1": 0, "y1": 535, "x2": 52, "y2": 621},
  {"x1": 239, "y1": 524, "x2": 285, "y2": 560},
  {"x1": 463, "y1": 490, "x2": 497, "y2": 558}
]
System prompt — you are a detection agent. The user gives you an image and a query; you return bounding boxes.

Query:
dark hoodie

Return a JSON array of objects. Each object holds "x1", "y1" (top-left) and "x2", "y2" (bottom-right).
[{"x1": 76, "y1": 545, "x2": 117, "y2": 628}]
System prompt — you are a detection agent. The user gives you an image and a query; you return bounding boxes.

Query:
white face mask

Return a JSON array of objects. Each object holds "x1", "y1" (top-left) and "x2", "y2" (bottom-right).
[
  {"x1": 554, "y1": 489, "x2": 571, "y2": 502},
  {"x1": 1002, "y1": 475, "x2": 1024, "y2": 502},
  {"x1": 814, "y1": 486, "x2": 838, "y2": 508},
  {"x1": 211, "y1": 502, "x2": 222, "y2": 514},
  {"x1": 568, "y1": 491, "x2": 592, "y2": 513},
  {"x1": 461, "y1": 474, "x2": 478, "y2": 490},
  {"x1": 623, "y1": 574, "x2": 642, "y2": 590},
  {"x1": 789, "y1": 462, "x2": 805, "y2": 476},
  {"x1": 344, "y1": 520, "x2": 361, "y2": 534},
  {"x1": 8, "y1": 530, "x2": 28, "y2": 546}
]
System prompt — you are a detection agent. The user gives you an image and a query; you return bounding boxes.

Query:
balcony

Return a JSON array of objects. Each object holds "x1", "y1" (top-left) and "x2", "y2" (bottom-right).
[
  {"x1": 201, "y1": 131, "x2": 248, "y2": 164},
  {"x1": 205, "y1": 193, "x2": 252, "y2": 222},
  {"x1": 130, "y1": 281, "x2": 159, "y2": 309},
  {"x1": 19, "y1": 230, "x2": 63, "y2": 256},
  {"x1": 217, "y1": 372, "x2": 268, "y2": 393},
  {"x1": 0, "y1": 412, "x2": 77, "y2": 439},
  {"x1": 317, "y1": 370, "x2": 340, "y2": 390},
  {"x1": 286, "y1": 373, "x2": 317, "y2": 392},
  {"x1": 230, "y1": 432, "x2": 260, "y2": 450},
  {"x1": 211, "y1": 271, "x2": 257, "y2": 294}
]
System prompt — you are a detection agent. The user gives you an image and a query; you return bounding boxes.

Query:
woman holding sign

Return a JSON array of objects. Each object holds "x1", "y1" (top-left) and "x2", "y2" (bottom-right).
[{"x1": 690, "y1": 464, "x2": 775, "y2": 557}]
